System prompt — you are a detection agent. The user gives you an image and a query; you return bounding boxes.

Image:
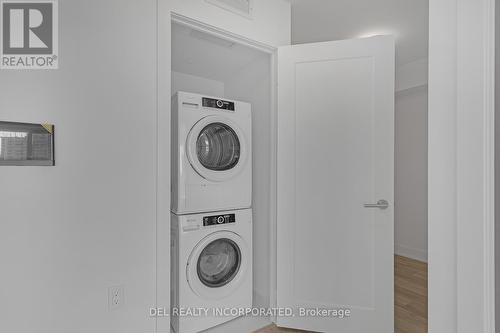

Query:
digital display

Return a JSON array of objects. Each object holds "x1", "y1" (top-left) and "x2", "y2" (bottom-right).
[
  {"x1": 202, "y1": 97, "x2": 235, "y2": 111},
  {"x1": 203, "y1": 213, "x2": 236, "y2": 226}
]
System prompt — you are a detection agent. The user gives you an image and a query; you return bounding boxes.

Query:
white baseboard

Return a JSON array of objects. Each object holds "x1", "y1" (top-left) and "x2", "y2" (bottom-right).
[{"x1": 395, "y1": 244, "x2": 428, "y2": 262}]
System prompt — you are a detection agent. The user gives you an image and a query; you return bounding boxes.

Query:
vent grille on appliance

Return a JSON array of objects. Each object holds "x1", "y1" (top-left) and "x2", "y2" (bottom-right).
[{"x1": 206, "y1": 0, "x2": 253, "y2": 18}]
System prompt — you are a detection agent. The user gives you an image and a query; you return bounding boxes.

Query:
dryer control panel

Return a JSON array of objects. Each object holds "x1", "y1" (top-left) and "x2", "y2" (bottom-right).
[
  {"x1": 202, "y1": 97, "x2": 235, "y2": 111},
  {"x1": 203, "y1": 213, "x2": 236, "y2": 226}
]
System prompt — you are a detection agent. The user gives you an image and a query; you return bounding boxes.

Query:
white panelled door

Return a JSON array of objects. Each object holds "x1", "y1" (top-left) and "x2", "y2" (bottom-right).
[{"x1": 276, "y1": 36, "x2": 395, "y2": 333}]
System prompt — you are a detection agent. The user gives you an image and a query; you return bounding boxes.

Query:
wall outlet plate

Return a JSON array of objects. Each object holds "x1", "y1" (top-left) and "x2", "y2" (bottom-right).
[{"x1": 108, "y1": 286, "x2": 124, "y2": 311}]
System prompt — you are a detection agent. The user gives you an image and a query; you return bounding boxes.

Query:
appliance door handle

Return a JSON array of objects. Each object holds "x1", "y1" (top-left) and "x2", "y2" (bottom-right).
[{"x1": 363, "y1": 199, "x2": 389, "y2": 210}]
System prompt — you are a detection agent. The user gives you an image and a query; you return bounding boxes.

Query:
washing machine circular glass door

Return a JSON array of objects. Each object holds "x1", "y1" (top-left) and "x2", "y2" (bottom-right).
[
  {"x1": 187, "y1": 231, "x2": 249, "y2": 299},
  {"x1": 187, "y1": 115, "x2": 248, "y2": 182}
]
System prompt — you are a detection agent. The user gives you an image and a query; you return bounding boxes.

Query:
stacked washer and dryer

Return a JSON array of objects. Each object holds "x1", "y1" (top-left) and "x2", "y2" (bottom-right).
[{"x1": 171, "y1": 92, "x2": 253, "y2": 333}]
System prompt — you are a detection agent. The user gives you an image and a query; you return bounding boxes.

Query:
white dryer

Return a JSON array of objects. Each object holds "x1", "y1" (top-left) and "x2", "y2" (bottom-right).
[
  {"x1": 171, "y1": 209, "x2": 253, "y2": 333},
  {"x1": 172, "y1": 91, "x2": 252, "y2": 215}
]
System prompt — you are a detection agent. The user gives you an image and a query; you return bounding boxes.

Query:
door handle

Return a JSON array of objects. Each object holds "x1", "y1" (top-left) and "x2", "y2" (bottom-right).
[{"x1": 364, "y1": 199, "x2": 389, "y2": 210}]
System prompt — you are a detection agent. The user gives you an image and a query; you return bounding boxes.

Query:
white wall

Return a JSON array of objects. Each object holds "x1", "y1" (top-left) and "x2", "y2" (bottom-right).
[
  {"x1": 429, "y1": 0, "x2": 497, "y2": 331},
  {"x1": 395, "y1": 85, "x2": 428, "y2": 262},
  {"x1": 495, "y1": 0, "x2": 500, "y2": 328},
  {"x1": 428, "y1": 0, "x2": 459, "y2": 330},
  {"x1": 0, "y1": 1, "x2": 157, "y2": 333},
  {"x1": 172, "y1": 71, "x2": 225, "y2": 97},
  {"x1": 396, "y1": 58, "x2": 428, "y2": 92}
]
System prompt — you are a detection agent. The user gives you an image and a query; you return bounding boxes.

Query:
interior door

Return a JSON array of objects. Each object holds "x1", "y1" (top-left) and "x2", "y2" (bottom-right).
[{"x1": 276, "y1": 36, "x2": 395, "y2": 333}]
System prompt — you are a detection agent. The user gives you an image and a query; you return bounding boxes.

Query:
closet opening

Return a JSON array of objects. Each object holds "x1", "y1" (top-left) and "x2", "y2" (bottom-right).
[{"x1": 170, "y1": 17, "x2": 276, "y2": 333}]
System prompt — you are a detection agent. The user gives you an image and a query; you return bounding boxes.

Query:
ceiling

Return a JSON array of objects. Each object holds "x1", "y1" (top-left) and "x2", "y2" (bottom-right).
[{"x1": 289, "y1": 0, "x2": 429, "y2": 66}]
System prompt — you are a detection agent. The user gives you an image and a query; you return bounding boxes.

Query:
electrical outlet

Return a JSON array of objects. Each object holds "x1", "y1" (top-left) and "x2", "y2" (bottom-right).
[{"x1": 108, "y1": 286, "x2": 124, "y2": 311}]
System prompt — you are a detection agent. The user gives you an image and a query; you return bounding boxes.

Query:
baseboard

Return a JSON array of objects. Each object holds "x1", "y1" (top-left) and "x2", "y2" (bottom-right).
[
  {"x1": 198, "y1": 315, "x2": 271, "y2": 333},
  {"x1": 395, "y1": 244, "x2": 428, "y2": 262}
]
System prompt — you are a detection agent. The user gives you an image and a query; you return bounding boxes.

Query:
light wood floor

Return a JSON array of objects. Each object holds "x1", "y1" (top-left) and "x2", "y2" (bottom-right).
[{"x1": 254, "y1": 255, "x2": 428, "y2": 333}]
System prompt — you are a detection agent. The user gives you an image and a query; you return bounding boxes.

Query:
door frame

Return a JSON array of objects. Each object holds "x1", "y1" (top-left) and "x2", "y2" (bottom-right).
[
  {"x1": 428, "y1": 0, "x2": 495, "y2": 332},
  {"x1": 156, "y1": 1, "x2": 171, "y2": 333},
  {"x1": 156, "y1": 8, "x2": 280, "y2": 332},
  {"x1": 168, "y1": 16, "x2": 280, "y2": 321}
]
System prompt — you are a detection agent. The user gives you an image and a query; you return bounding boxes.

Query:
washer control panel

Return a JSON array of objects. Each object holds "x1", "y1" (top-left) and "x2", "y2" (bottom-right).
[
  {"x1": 202, "y1": 97, "x2": 235, "y2": 111},
  {"x1": 203, "y1": 213, "x2": 236, "y2": 226}
]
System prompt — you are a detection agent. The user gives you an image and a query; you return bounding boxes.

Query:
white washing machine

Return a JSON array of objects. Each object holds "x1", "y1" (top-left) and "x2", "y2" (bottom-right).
[
  {"x1": 171, "y1": 209, "x2": 253, "y2": 333},
  {"x1": 171, "y1": 91, "x2": 252, "y2": 215}
]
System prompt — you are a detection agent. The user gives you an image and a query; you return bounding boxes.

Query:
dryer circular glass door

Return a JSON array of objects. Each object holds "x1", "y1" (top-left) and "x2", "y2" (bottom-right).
[
  {"x1": 187, "y1": 231, "x2": 249, "y2": 299},
  {"x1": 187, "y1": 116, "x2": 248, "y2": 182}
]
